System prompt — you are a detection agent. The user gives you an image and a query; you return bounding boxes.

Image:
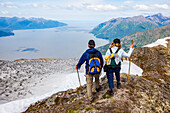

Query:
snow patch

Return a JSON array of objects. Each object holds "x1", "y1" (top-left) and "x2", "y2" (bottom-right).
[
  {"x1": 121, "y1": 60, "x2": 143, "y2": 76},
  {"x1": 144, "y1": 37, "x2": 170, "y2": 48}
]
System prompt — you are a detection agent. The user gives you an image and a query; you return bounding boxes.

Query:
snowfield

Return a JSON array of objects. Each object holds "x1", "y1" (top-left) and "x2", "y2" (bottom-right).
[
  {"x1": 0, "y1": 58, "x2": 142, "y2": 113},
  {"x1": 144, "y1": 37, "x2": 170, "y2": 48}
]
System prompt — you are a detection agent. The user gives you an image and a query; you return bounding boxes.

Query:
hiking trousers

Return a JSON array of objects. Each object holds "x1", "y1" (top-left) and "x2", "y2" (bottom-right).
[
  {"x1": 106, "y1": 67, "x2": 121, "y2": 89},
  {"x1": 86, "y1": 74, "x2": 100, "y2": 101}
]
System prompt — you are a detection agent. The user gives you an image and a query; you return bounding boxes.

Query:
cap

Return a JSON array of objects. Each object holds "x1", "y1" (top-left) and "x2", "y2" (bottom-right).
[
  {"x1": 113, "y1": 38, "x2": 120, "y2": 44},
  {"x1": 88, "y1": 40, "x2": 95, "y2": 48}
]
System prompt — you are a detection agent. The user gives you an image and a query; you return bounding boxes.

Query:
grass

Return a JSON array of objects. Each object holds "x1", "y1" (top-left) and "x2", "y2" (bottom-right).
[
  {"x1": 102, "y1": 92, "x2": 111, "y2": 99},
  {"x1": 85, "y1": 107, "x2": 93, "y2": 111},
  {"x1": 142, "y1": 76, "x2": 162, "y2": 83}
]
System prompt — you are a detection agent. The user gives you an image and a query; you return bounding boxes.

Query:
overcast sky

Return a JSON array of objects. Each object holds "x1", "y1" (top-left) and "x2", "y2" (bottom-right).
[{"x1": 0, "y1": 0, "x2": 169, "y2": 22}]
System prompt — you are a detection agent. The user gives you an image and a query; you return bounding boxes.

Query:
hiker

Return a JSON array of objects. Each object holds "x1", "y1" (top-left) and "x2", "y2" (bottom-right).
[
  {"x1": 75, "y1": 40, "x2": 103, "y2": 102},
  {"x1": 104, "y1": 38, "x2": 133, "y2": 95}
]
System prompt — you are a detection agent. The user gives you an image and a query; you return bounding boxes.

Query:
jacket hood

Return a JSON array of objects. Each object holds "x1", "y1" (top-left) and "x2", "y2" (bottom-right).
[{"x1": 86, "y1": 48, "x2": 98, "y2": 54}]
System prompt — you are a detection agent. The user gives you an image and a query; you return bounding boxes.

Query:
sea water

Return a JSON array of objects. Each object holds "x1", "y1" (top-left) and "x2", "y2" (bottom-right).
[{"x1": 0, "y1": 21, "x2": 109, "y2": 60}]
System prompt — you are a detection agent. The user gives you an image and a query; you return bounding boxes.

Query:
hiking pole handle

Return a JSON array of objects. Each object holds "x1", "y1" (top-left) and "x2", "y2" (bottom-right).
[{"x1": 131, "y1": 40, "x2": 133, "y2": 45}]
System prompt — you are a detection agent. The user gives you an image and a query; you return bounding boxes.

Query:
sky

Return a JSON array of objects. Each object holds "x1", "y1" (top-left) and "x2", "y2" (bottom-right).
[{"x1": 0, "y1": 0, "x2": 170, "y2": 23}]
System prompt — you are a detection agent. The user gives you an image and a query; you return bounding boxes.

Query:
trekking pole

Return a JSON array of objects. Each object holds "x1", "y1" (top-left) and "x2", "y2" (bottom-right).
[
  {"x1": 77, "y1": 69, "x2": 82, "y2": 88},
  {"x1": 127, "y1": 40, "x2": 133, "y2": 84}
]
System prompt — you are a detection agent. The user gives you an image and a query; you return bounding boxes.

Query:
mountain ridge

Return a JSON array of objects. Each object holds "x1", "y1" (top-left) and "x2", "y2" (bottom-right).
[
  {"x1": 91, "y1": 13, "x2": 170, "y2": 42},
  {"x1": 97, "y1": 25, "x2": 170, "y2": 54},
  {"x1": 0, "y1": 17, "x2": 67, "y2": 37}
]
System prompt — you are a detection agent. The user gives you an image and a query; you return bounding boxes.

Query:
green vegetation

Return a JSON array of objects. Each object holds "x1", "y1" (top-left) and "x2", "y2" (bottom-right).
[
  {"x1": 121, "y1": 25, "x2": 170, "y2": 51},
  {"x1": 102, "y1": 92, "x2": 111, "y2": 99},
  {"x1": 92, "y1": 22, "x2": 159, "y2": 42},
  {"x1": 97, "y1": 25, "x2": 170, "y2": 53}
]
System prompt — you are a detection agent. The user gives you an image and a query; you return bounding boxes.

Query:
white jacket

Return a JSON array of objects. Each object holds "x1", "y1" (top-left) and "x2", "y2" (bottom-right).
[{"x1": 105, "y1": 46, "x2": 134, "y2": 64}]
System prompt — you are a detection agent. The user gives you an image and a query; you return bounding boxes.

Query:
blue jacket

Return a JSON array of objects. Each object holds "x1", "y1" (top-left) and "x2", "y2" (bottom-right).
[{"x1": 77, "y1": 48, "x2": 103, "y2": 74}]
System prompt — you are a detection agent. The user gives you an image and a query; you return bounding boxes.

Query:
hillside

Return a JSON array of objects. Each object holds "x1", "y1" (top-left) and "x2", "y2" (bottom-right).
[
  {"x1": 0, "y1": 17, "x2": 67, "y2": 37},
  {"x1": 0, "y1": 30, "x2": 14, "y2": 37},
  {"x1": 97, "y1": 25, "x2": 170, "y2": 54},
  {"x1": 24, "y1": 73, "x2": 170, "y2": 113},
  {"x1": 121, "y1": 25, "x2": 170, "y2": 51},
  {"x1": 91, "y1": 13, "x2": 170, "y2": 42},
  {"x1": 22, "y1": 38, "x2": 170, "y2": 113},
  {"x1": 131, "y1": 37, "x2": 170, "y2": 83}
]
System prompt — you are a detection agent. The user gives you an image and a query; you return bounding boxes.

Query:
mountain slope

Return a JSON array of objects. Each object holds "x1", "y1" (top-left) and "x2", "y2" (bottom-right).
[
  {"x1": 121, "y1": 25, "x2": 170, "y2": 51},
  {"x1": 0, "y1": 30, "x2": 14, "y2": 37},
  {"x1": 0, "y1": 17, "x2": 67, "y2": 37},
  {"x1": 97, "y1": 25, "x2": 170, "y2": 54},
  {"x1": 23, "y1": 38, "x2": 170, "y2": 113},
  {"x1": 131, "y1": 37, "x2": 170, "y2": 83},
  {"x1": 91, "y1": 13, "x2": 170, "y2": 42},
  {"x1": 24, "y1": 74, "x2": 170, "y2": 113}
]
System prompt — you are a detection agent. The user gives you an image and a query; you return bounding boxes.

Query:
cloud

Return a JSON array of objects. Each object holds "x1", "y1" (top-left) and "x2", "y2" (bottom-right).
[
  {"x1": 124, "y1": 1, "x2": 134, "y2": 4},
  {"x1": 1, "y1": 10, "x2": 9, "y2": 14},
  {"x1": 133, "y1": 4, "x2": 169, "y2": 11},
  {"x1": 0, "y1": 2, "x2": 18, "y2": 8},
  {"x1": 32, "y1": 3, "x2": 50, "y2": 9},
  {"x1": 86, "y1": 4, "x2": 119, "y2": 11},
  {"x1": 152, "y1": 4, "x2": 169, "y2": 10},
  {"x1": 133, "y1": 5, "x2": 149, "y2": 11},
  {"x1": 33, "y1": 3, "x2": 38, "y2": 8}
]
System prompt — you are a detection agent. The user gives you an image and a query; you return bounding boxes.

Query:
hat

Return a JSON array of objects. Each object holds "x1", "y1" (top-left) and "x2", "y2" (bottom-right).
[
  {"x1": 113, "y1": 38, "x2": 120, "y2": 44},
  {"x1": 88, "y1": 40, "x2": 95, "y2": 48}
]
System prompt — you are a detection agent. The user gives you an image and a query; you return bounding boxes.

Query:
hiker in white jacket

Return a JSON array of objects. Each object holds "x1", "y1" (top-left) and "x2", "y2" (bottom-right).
[{"x1": 105, "y1": 38, "x2": 134, "y2": 95}]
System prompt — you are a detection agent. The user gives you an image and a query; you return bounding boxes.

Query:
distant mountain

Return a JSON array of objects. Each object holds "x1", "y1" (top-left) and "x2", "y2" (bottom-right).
[
  {"x1": 91, "y1": 13, "x2": 170, "y2": 42},
  {"x1": 0, "y1": 30, "x2": 14, "y2": 37},
  {"x1": 0, "y1": 17, "x2": 67, "y2": 37},
  {"x1": 97, "y1": 24, "x2": 170, "y2": 54}
]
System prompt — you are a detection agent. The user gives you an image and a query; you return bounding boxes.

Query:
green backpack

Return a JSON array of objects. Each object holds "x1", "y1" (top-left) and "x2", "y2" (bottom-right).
[{"x1": 109, "y1": 48, "x2": 121, "y2": 69}]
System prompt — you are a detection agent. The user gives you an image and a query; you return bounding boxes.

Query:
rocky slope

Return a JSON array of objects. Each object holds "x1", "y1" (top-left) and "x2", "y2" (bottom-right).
[
  {"x1": 91, "y1": 13, "x2": 170, "y2": 42},
  {"x1": 131, "y1": 38, "x2": 170, "y2": 83},
  {"x1": 24, "y1": 74, "x2": 170, "y2": 113}
]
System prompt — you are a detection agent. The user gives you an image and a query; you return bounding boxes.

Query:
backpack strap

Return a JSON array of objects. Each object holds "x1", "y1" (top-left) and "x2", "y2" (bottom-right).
[
  {"x1": 109, "y1": 48, "x2": 120, "y2": 54},
  {"x1": 109, "y1": 48, "x2": 113, "y2": 53},
  {"x1": 115, "y1": 48, "x2": 120, "y2": 54}
]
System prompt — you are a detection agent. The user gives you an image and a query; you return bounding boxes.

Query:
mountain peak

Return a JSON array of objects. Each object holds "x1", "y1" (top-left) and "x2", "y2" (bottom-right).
[
  {"x1": 153, "y1": 13, "x2": 163, "y2": 17},
  {"x1": 146, "y1": 13, "x2": 169, "y2": 23}
]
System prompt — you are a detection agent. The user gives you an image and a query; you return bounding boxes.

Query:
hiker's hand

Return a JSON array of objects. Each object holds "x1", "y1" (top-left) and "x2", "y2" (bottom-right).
[
  {"x1": 75, "y1": 65, "x2": 78, "y2": 69},
  {"x1": 109, "y1": 42, "x2": 114, "y2": 48},
  {"x1": 130, "y1": 44, "x2": 133, "y2": 48}
]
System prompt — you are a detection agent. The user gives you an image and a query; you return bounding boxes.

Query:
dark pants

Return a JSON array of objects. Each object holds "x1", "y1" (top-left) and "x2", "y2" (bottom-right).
[{"x1": 106, "y1": 67, "x2": 121, "y2": 89}]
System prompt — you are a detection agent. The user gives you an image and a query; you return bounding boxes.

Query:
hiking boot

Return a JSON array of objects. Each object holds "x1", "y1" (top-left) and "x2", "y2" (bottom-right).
[
  {"x1": 90, "y1": 97, "x2": 95, "y2": 103},
  {"x1": 117, "y1": 83, "x2": 121, "y2": 89},
  {"x1": 107, "y1": 89, "x2": 113, "y2": 96},
  {"x1": 96, "y1": 86, "x2": 101, "y2": 92}
]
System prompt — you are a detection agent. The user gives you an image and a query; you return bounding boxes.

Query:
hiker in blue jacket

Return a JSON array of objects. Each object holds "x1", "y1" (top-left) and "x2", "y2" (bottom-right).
[
  {"x1": 105, "y1": 38, "x2": 134, "y2": 95},
  {"x1": 75, "y1": 40, "x2": 103, "y2": 102}
]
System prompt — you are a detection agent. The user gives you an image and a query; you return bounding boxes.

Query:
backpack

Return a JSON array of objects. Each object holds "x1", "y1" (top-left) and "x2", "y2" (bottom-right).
[
  {"x1": 109, "y1": 48, "x2": 121, "y2": 69},
  {"x1": 88, "y1": 51, "x2": 101, "y2": 74}
]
